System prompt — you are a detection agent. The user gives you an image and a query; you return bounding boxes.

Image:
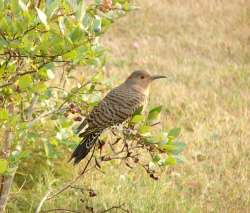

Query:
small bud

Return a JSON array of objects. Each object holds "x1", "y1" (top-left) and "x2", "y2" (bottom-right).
[
  {"x1": 15, "y1": 85, "x2": 20, "y2": 93},
  {"x1": 125, "y1": 161, "x2": 133, "y2": 169},
  {"x1": 133, "y1": 157, "x2": 139, "y2": 163},
  {"x1": 69, "y1": 103, "x2": 75, "y2": 109},
  {"x1": 70, "y1": 108, "x2": 76, "y2": 114},
  {"x1": 150, "y1": 173, "x2": 159, "y2": 181},
  {"x1": 101, "y1": 156, "x2": 111, "y2": 161},
  {"x1": 74, "y1": 116, "x2": 82, "y2": 121},
  {"x1": 99, "y1": 0, "x2": 112, "y2": 12},
  {"x1": 75, "y1": 107, "x2": 81, "y2": 113},
  {"x1": 85, "y1": 206, "x2": 94, "y2": 211},
  {"x1": 0, "y1": 96, "x2": 3, "y2": 104},
  {"x1": 89, "y1": 190, "x2": 97, "y2": 197},
  {"x1": 98, "y1": 140, "x2": 105, "y2": 150}
]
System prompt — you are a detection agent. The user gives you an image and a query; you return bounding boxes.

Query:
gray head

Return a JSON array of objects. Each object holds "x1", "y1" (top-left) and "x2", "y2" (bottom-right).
[{"x1": 125, "y1": 70, "x2": 166, "y2": 89}]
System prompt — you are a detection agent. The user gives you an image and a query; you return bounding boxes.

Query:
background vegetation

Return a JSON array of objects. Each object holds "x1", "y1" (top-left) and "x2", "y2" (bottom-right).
[
  {"x1": 101, "y1": 0, "x2": 250, "y2": 212},
  {"x1": 1, "y1": 0, "x2": 250, "y2": 212}
]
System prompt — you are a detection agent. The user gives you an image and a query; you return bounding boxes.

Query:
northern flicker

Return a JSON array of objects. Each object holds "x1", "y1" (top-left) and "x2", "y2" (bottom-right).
[{"x1": 70, "y1": 70, "x2": 166, "y2": 164}]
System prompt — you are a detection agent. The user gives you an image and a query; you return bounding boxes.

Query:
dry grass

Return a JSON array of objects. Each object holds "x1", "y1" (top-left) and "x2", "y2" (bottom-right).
[{"x1": 90, "y1": 0, "x2": 250, "y2": 212}]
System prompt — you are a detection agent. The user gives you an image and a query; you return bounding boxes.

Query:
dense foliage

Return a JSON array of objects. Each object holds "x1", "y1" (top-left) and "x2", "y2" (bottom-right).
[{"x1": 0, "y1": 0, "x2": 185, "y2": 211}]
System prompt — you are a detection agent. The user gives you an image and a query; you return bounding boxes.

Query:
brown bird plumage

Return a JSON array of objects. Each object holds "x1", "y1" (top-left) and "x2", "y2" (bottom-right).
[{"x1": 70, "y1": 70, "x2": 166, "y2": 164}]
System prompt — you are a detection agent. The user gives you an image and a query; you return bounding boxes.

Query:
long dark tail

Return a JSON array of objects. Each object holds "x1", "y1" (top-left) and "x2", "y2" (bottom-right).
[{"x1": 69, "y1": 130, "x2": 102, "y2": 165}]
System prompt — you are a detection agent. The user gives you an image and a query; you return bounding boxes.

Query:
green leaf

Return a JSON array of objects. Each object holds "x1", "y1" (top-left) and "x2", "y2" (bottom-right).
[
  {"x1": 50, "y1": 138, "x2": 58, "y2": 146},
  {"x1": 36, "y1": 7, "x2": 49, "y2": 29},
  {"x1": 46, "y1": 0, "x2": 59, "y2": 17},
  {"x1": 47, "y1": 69, "x2": 55, "y2": 79},
  {"x1": 38, "y1": 63, "x2": 54, "y2": 80},
  {"x1": 144, "y1": 137, "x2": 159, "y2": 144},
  {"x1": 165, "y1": 155, "x2": 176, "y2": 166},
  {"x1": 153, "y1": 154, "x2": 161, "y2": 163},
  {"x1": 67, "y1": 0, "x2": 77, "y2": 10},
  {"x1": 11, "y1": 0, "x2": 21, "y2": 14},
  {"x1": 92, "y1": 72, "x2": 104, "y2": 82},
  {"x1": 58, "y1": 17, "x2": 65, "y2": 35},
  {"x1": 82, "y1": 14, "x2": 90, "y2": 29},
  {"x1": 18, "y1": 0, "x2": 28, "y2": 11},
  {"x1": 0, "y1": 109, "x2": 8, "y2": 120},
  {"x1": 139, "y1": 125, "x2": 151, "y2": 135},
  {"x1": 144, "y1": 132, "x2": 168, "y2": 144},
  {"x1": 132, "y1": 106, "x2": 143, "y2": 116},
  {"x1": 0, "y1": 159, "x2": 8, "y2": 174},
  {"x1": 76, "y1": 1, "x2": 86, "y2": 22},
  {"x1": 44, "y1": 141, "x2": 50, "y2": 157},
  {"x1": 123, "y1": 2, "x2": 130, "y2": 11},
  {"x1": 93, "y1": 16, "x2": 102, "y2": 33},
  {"x1": 161, "y1": 141, "x2": 186, "y2": 155},
  {"x1": 168, "y1": 127, "x2": 181, "y2": 138},
  {"x1": 69, "y1": 26, "x2": 84, "y2": 42},
  {"x1": 175, "y1": 155, "x2": 186, "y2": 164},
  {"x1": 56, "y1": 128, "x2": 68, "y2": 141},
  {"x1": 95, "y1": 0, "x2": 101, "y2": 5},
  {"x1": 60, "y1": 119, "x2": 73, "y2": 128},
  {"x1": 12, "y1": 151, "x2": 30, "y2": 161},
  {"x1": 147, "y1": 106, "x2": 162, "y2": 121},
  {"x1": 173, "y1": 141, "x2": 186, "y2": 155},
  {"x1": 33, "y1": 82, "x2": 47, "y2": 93},
  {"x1": 43, "y1": 140, "x2": 59, "y2": 159},
  {"x1": 130, "y1": 114, "x2": 144, "y2": 124},
  {"x1": 162, "y1": 144, "x2": 176, "y2": 153},
  {"x1": 18, "y1": 75, "x2": 32, "y2": 89}
]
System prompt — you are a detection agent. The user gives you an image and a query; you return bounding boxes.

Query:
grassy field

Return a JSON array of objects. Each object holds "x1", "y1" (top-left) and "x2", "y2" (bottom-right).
[
  {"x1": 8, "y1": 0, "x2": 250, "y2": 212},
  {"x1": 100, "y1": 1, "x2": 250, "y2": 211}
]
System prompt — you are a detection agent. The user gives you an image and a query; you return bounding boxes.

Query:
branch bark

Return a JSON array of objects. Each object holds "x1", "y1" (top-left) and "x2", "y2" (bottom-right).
[
  {"x1": 0, "y1": 168, "x2": 17, "y2": 213},
  {"x1": 0, "y1": 98, "x2": 37, "y2": 212},
  {"x1": 41, "y1": 208, "x2": 80, "y2": 213},
  {"x1": 0, "y1": 104, "x2": 14, "y2": 213},
  {"x1": 35, "y1": 189, "x2": 52, "y2": 213}
]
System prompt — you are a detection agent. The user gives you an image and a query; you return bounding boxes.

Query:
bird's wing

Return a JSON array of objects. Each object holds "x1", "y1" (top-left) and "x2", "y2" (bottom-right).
[
  {"x1": 76, "y1": 119, "x2": 88, "y2": 134},
  {"x1": 85, "y1": 86, "x2": 146, "y2": 130}
]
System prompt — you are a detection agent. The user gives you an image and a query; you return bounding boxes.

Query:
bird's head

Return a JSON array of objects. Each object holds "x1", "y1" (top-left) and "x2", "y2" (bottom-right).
[{"x1": 125, "y1": 70, "x2": 167, "y2": 89}]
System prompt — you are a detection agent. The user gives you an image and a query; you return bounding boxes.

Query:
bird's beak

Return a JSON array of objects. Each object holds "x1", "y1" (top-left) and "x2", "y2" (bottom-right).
[{"x1": 151, "y1": 75, "x2": 167, "y2": 80}]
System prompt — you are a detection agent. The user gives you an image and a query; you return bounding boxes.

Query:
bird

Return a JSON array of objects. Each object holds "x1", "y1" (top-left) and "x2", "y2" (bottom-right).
[{"x1": 69, "y1": 70, "x2": 166, "y2": 164}]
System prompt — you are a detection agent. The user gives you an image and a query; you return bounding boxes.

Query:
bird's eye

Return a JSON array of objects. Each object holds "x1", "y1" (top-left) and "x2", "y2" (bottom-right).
[{"x1": 141, "y1": 76, "x2": 145, "y2": 79}]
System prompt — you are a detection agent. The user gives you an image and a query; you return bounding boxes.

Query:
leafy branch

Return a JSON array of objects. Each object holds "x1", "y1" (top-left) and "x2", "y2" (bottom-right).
[{"x1": 34, "y1": 106, "x2": 185, "y2": 212}]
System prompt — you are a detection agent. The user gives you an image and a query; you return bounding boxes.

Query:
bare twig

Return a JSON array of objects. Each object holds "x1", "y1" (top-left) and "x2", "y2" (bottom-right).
[
  {"x1": 100, "y1": 203, "x2": 130, "y2": 213},
  {"x1": 150, "y1": 122, "x2": 160, "y2": 127},
  {"x1": 35, "y1": 189, "x2": 52, "y2": 213},
  {"x1": 36, "y1": 0, "x2": 42, "y2": 8},
  {"x1": 0, "y1": 31, "x2": 8, "y2": 43},
  {"x1": 112, "y1": 137, "x2": 121, "y2": 146},
  {"x1": 41, "y1": 208, "x2": 80, "y2": 213},
  {"x1": 0, "y1": 69, "x2": 36, "y2": 89},
  {"x1": 0, "y1": 82, "x2": 14, "y2": 89},
  {"x1": 69, "y1": 186, "x2": 94, "y2": 193},
  {"x1": 0, "y1": 167, "x2": 18, "y2": 212}
]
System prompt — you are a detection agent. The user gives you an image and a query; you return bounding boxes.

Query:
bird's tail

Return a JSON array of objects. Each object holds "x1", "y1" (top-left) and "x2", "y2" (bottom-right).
[{"x1": 69, "y1": 130, "x2": 102, "y2": 165}]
